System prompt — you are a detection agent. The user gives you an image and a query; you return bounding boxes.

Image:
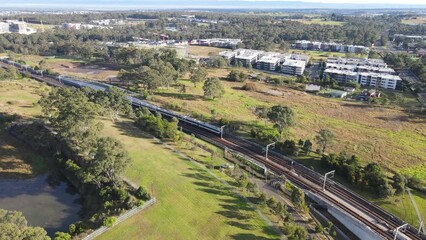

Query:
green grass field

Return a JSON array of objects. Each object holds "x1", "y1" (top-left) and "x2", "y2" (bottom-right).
[
  {"x1": 98, "y1": 120, "x2": 280, "y2": 240},
  {"x1": 289, "y1": 49, "x2": 367, "y2": 61},
  {"x1": 153, "y1": 74, "x2": 426, "y2": 172},
  {"x1": 1, "y1": 78, "x2": 425, "y2": 232},
  {"x1": 292, "y1": 18, "x2": 345, "y2": 26},
  {"x1": 0, "y1": 80, "x2": 45, "y2": 118},
  {"x1": 401, "y1": 17, "x2": 426, "y2": 25},
  {"x1": 0, "y1": 79, "x2": 280, "y2": 239}
]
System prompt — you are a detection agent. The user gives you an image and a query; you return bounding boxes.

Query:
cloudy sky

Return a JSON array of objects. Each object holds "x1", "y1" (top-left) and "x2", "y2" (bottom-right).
[{"x1": 1, "y1": 0, "x2": 426, "y2": 9}]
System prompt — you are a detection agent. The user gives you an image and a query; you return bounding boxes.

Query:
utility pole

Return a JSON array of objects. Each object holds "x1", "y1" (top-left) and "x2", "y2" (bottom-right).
[
  {"x1": 393, "y1": 223, "x2": 408, "y2": 240},
  {"x1": 220, "y1": 125, "x2": 227, "y2": 139},
  {"x1": 263, "y1": 142, "x2": 276, "y2": 160},
  {"x1": 323, "y1": 170, "x2": 335, "y2": 191}
]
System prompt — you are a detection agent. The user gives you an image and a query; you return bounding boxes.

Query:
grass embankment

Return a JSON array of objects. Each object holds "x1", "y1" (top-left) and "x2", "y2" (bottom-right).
[
  {"x1": 153, "y1": 68, "x2": 425, "y2": 172},
  {"x1": 98, "y1": 119, "x2": 280, "y2": 240},
  {"x1": 0, "y1": 80, "x2": 53, "y2": 177},
  {"x1": 0, "y1": 133, "x2": 51, "y2": 178},
  {"x1": 0, "y1": 79, "x2": 281, "y2": 239},
  {"x1": 150, "y1": 68, "x2": 426, "y2": 224}
]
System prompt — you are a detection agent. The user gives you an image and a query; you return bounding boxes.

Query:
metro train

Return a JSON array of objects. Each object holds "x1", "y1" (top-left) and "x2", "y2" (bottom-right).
[
  {"x1": 56, "y1": 75, "x2": 222, "y2": 135},
  {"x1": 1, "y1": 57, "x2": 222, "y2": 135}
]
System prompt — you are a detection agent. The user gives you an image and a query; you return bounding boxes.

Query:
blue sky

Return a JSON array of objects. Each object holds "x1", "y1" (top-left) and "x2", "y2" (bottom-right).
[{"x1": 1, "y1": 0, "x2": 425, "y2": 9}]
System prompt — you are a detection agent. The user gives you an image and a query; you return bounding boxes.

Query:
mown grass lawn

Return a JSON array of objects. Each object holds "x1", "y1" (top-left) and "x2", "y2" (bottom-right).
[
  {"x1": 0, "y1": 79, "x2": 45, "y2": 118},
  {"x1": 98, "y1": 120, "x2": 280, "y2": 240}
]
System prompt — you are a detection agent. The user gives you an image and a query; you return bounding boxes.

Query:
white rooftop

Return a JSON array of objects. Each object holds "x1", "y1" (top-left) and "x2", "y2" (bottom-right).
[
  {"x1": 324, "y1": 68, "x2": 358, "y2": 76},
  {"x1": 358, "y1": 72, "x2": 402, "y2": 80},
  {"x1": 258, "y1": 56, "x2": 281, "y2": 64},
  {"x1": 282, "y1": 59, "x2": 306, "y2": 68},
  {"x1": 235, "y1": 49, "x2": 264, "y2": 60}
]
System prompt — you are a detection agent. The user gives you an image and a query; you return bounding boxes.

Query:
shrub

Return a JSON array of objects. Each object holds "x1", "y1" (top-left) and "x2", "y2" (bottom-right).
[
  {"x1": 103, "y1": 217, "x2": 116, "y2": 228},
  {"x1": 54, "y1": 232, "x2": 71, "y2": 240},
  {"x1": 241, "y1": 82, "x2": 258, "y2": 91},
  {"x1": 68, "y1": 224, "x2": 76, "y2": 235},
  {"x1": 136, "y1": 186, "x2": 151, "y2": 200}
]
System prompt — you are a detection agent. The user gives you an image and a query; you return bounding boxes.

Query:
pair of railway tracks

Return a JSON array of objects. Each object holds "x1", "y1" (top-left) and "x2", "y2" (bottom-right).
[
  {"x1": 182, "y1": 124, "x2": 424, "y2": 240},
  {"x1": 8, "y1": 63, "x2": 424, "y2": 240}
]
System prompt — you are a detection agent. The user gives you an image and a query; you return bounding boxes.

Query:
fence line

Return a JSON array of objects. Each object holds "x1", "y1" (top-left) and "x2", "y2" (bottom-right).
[{"x1": 82, "y1": 197, "x2": 157, "y2": 240}]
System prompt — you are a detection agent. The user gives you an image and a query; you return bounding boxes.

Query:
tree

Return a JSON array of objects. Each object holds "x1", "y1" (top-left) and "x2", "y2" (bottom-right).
[
  {"x1": 302, "y1": 140, "x2": 313, "y2": 155},
  {"x1": 0, "y1": 209, "x2": 49, "y2": 240},
  {"x1": 202, "y1": 77, "x2": 225, "y2": 99},
  {"x1": 38, "y1": 59, "x2": 48, "y2": 71},
  {"x1": 190, "y1": 67, "x2": 207, "y2": 87},
  {"x1": 315, "y1": 128, "x2": 335, "y2": 154},
  {"x1": 93, "y1": 87, "x2": 132, "y2": 122},
  {"x1": 267, "y1": 105, "x2": 295, "y2": 139},
  {"x1": 138, "y1": 66, "x2": 162, "y2": 93},
  {"x1": 237, "y1": 173, "x2": 249, "y2": 190},
  {"x1": 289, "y1": 226, "x2": 308, "y2": 240},
  {"x1": 38, "y1": 88, "x2": 102, "y2": 154},
  {"x1": 84, "y1": 137, "x2": 130, "y2": 187},
  {"x1": 227, "y1": 70, "x2": 247, "y2": 82},
  {"x1": 254, "y1": 106, "x2": 269, "y2": 124},
  {"x1": 291, "y1": 187, "x2": 305, "y2": 209},
  {"x1": 392, "y1": 173, "x2": 406, "y2": 194},
  {"x1": 54, "y1": 232, "x2": 71, "y2": 240}
]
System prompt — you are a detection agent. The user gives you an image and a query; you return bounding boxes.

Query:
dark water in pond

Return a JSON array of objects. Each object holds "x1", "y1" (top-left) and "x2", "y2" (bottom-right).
[{"x1": 0, "y1": 172, "x2": 83, "y2": 236}]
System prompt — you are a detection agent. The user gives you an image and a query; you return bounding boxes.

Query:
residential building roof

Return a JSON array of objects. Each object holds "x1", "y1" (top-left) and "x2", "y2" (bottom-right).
[{"x1": 282, "y1": 59, "x2": 305, "y2": 68}]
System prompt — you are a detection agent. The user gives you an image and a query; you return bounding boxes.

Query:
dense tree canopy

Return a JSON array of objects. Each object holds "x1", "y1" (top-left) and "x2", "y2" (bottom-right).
[{"x1": 0, "y1": 209, "x2": 49, "y2": 240}]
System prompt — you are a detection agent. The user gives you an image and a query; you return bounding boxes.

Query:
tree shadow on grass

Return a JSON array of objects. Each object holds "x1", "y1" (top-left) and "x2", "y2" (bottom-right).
[
  {"x1": 226, "y1": 221, "x2": 255, "y2": 230},
  {"x1": 230, "y1": 233, "x2": 278, "y2": 240},
  {"x1": 156, "y1": 92, "x2": 201, "y2": 100},
  {"x1": 112, "y1": 119, "x2": 150, "y2": 139}
]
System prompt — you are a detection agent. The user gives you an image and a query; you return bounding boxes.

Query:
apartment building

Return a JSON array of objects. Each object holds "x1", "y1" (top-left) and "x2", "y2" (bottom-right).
[
  {"x1": 256, "y1": 56, "x2": 281, "y2": 71},
  {"x1": 327, "y1": 57, "x2": 387, "y2": 68},
  {"x1": 234, "y1": 49, "x2": 264, "y2": 67},
  {"x1": 219, "y1": 51, "x2": 236, "y2": 62},
  {"x1": 281, "y1": 59, "x2": 306, "y2": 75},
  {"x1": 295, "y1": 40, "x2": 369, "y2": 53},
  {"x1": 0, "y1": 20, "x2": 34, "y2": 34},
  {"x1": 324, "y1": 68, "x2": 358, "y2": 83},
  {"x1": 217, "y1": 48, "x2": 308, "y2": 75},
  {"x1": 0, "y1": 22, "x2": 9, "y2": 34},
  {"x1": 358, "y1": 72, "x2": 401, "y2": 90},
  {"x1": 324, "y1": 57, "x2": 401, "y2": 90}
]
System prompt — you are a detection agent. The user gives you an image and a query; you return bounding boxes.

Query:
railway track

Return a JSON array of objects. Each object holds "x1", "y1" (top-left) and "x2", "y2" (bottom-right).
[
  {"x1": 182, "y1": 124, "x2": 424, "y2": 240},
  {"x1": 6, "y1": 64, "x2": 425, "y2": 240}
]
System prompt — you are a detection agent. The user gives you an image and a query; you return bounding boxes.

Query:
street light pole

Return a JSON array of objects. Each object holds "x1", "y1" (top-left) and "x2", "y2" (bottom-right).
[
  {"x1": 393, "y1": 223, "x2": 408, "y2": 240},
  {"x1": 323, "y1": 170, "x2": 335, "y2": 191}
]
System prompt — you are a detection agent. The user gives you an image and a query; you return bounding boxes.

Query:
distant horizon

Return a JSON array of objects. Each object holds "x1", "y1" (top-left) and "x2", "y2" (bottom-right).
[{"x1": 1, "y1": 0, "x2": 426, "y2": 11}]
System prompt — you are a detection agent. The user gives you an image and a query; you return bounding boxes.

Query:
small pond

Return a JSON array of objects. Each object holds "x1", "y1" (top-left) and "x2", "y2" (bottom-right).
[{"x1": 0, "y1": 172, "x2": 83, "y2": 236}]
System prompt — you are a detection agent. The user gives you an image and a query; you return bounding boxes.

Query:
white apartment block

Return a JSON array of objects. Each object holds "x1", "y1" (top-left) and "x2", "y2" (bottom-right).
[
  {"x1": 0, "y1": 22, "x2": 9, "y2": 33},
  {"x1": 324, "y1": 59, "x2": 402, "y2": 90},
  {"x1": 327, "y1": 57, "x2": 387, "y2": 68},
  {"x1": 234, "y1": 49, "x2": 264, "y2": 67},
  {"x1": 256, "y1": 55, "x2": 282, "y2": 71},
  {"x1": 219, "y1": 51, "x2": 236, "y2": 62},
  {"x1": 324, "y1": 68, "x2": 358, "y2": 83},
  {"x1": 358, "y1": 72, "x2": 401, "y2": 90},
  {"x1": 281, "y1": 59, "x2": 306, "y2": 75}
]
